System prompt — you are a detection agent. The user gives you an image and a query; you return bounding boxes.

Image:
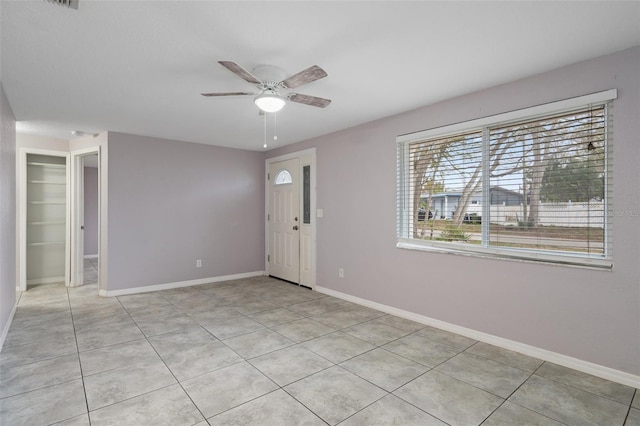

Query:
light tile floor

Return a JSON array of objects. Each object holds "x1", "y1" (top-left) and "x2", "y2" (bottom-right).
[
  {"x1": 1, "y1": 270, "x2": 639, "y2": 425},
  {"x1": 84, "y1": 257, "x2": 99, "y2": 285}
]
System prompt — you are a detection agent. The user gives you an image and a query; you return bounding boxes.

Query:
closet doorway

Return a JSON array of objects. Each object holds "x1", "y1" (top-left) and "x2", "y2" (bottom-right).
[{"x1": 19, "y1": 149, "x2": 70, "y2": 291}]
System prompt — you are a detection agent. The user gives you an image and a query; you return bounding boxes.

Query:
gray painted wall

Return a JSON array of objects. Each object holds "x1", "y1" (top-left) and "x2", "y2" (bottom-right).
[
  {"x1": 0, "y1": 82, "x2": 17, "y2": 345},
  {"x1": 106, "y1": 132, "x2": 265, "y2": 290},
  {"x1": 84, "y1": 166, "x2": 99, "y2": 256},
  {"x1": 267, "y1": 47, "x2": 640, "y2": 375}
]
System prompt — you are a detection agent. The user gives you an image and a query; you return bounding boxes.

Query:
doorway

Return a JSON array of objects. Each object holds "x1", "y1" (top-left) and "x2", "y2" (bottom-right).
[
  {"x1": 266, "y1": 149, "x2": 316, "y2": 288},
  {"x1": 82, "y1": 155, "x2": 99, "y2": 286},
  {"x1": 70, "y1": 148, "x2": 100, "y2": 289},
  {"x1": 19, "y1": 149, "x2": 70, "y2": 290}
]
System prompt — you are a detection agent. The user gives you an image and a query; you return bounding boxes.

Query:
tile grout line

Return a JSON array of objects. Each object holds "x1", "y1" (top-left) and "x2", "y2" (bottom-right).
[
  {"x1": 122, "y1": 287, "x2": 278, "y2": 424},
  {"x1": 67, "y1": 283, "x2": 92, "y2": 425},
  {"x1": 218, "y1": 294, "x2": 471, "y2": 423},
  {"x1": 529, "y1": 363, "x2": 637, "y2": 408},
  {"x1": 131, "y1": 284, "x2": 317, "y2": 422},
  {"x1": 165, "y1": 281, "x2": 329, "y2": 424},
  {"x1": 168, "y1": 284, "x2": 389, "y2": 424},
  {"x1": 622, "y1": 388, "x2": 637, "y2": 426},
  {"x1": 251, "y1": 316, "x2": 445, "y2": 425},
  {"x1": 486, "y1": 361, "x2": 571, "y2": 426},
  {"x1": 117, "y1": 291, "x2": 211, "y2": 424}
]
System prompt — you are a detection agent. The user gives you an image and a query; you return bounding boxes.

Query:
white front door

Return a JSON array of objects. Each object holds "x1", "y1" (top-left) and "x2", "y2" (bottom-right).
[{"x1": 268, "y1": 158, "x2": 300, "y2": 283}]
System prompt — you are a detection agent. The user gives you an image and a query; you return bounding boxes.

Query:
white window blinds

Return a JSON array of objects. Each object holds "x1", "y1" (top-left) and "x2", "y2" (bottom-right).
[{"x1": 397, "y1": 91, "x2": 614, "y2": 268}]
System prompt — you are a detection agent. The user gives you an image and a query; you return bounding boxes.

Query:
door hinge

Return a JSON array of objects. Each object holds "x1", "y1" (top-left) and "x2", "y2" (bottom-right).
[
  {"x1": 267, "y1": 173, "x2": 270, "y2": 181},
  {"x1": 267, "y1": 254, "x2": 270, "y2": 262},
  {"x1": 267, "y1": 213, "x2": 270, "y2": 221}
]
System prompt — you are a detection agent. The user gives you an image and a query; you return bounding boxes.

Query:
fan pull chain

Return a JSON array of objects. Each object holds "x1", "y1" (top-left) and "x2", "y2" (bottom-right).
[
  {"x1": 273, "y1": 112, "x2": 278, "y2": 141},
  {"x1": 263, "y1": 111, "x2": 267, "y2": 149}
]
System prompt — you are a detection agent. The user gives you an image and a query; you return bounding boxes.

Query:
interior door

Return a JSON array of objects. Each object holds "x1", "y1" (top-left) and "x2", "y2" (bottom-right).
[
  {"x1": 70, "y1": 147, "x2": 100, "y2": 287},
  {"x1": 268, "y1": 158, "x2": 300, "y2": 283},
  {"x1": 70, "y1": 152, "x2": 85, "y2": 286}
]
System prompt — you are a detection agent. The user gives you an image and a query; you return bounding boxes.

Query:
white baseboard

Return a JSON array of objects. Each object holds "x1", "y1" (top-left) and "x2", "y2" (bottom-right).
[
  {"x1": 26, "y1": 276, "x2": 65, "y2": 285},
  {"x1": 0, "y1": 294, "x2": 20, "y2": 352},
  {"x1": 317, "y1": 286, "x2": 640, "y2": 389},
  {"x1": 84, "y1": 254, "x2": 98, "y2": 259},
  {"x1": 99, "y1": 271, "x2": 266, "y2": 297}
]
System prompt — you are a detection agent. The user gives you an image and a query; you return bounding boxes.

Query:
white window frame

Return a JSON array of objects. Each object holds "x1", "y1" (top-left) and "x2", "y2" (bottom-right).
[{"x1": 397, "y1": 90, "x2": 616, "y2": 269}]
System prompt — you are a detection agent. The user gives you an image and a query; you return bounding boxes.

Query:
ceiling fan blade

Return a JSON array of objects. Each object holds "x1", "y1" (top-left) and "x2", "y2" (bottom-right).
[
  {"x1": 281, "y1": 65, "x2": 327, "y2": 89},
  {"x1": 288, "y1": 93, "x2": 332, "y2": 108},
  {"x1": 218, "y1": 61, "x2": 262, "y2": 85},
  {"x1": 201, "y1": 92, "x2": 254, "y2": 97}
]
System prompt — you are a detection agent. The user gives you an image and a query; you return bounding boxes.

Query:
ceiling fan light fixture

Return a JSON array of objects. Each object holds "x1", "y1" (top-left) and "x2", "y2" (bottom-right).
[{"x1": 254, "y1": 89, "x2": 285, "y2": 113}]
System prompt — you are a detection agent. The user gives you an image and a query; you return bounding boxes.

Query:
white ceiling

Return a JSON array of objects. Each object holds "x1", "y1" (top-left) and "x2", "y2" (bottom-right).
[{"x1": 2, "y1": 1, "x2": 639, "y2": 151}]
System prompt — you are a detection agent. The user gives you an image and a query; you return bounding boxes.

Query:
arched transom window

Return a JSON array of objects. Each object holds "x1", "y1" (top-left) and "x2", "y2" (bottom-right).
[{"x1": 274, "y1": 169, "x2": 292, "y2": 185}]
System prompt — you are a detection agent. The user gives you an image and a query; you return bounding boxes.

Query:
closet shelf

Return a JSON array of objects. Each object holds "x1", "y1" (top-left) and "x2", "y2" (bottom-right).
[
  {"x1": 28, "y1": 180, "x2": 66, "y2": 185},
  {"x1": 27, "y1": 162, "x2": 66, "y2": 168},
  {"x1": 25, "y1": 154, "x2": 68, "y2": 283},
  {"x1": 28, "y1": 241, "x2": 65, "y2": 247},
  {"x1": 28, "y1": 200, "x2": 66, "y2": 205}
]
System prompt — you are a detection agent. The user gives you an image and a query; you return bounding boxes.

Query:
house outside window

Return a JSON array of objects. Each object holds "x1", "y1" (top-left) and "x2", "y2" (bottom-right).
[{"x1": 397, "y1": 91, "x2": 615, "y2": 269}]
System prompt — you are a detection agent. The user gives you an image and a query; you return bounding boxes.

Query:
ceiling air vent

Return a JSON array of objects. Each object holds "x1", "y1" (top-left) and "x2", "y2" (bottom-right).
[{"x1": 45, "y1": 0, "x2": 78, "y2": 10}]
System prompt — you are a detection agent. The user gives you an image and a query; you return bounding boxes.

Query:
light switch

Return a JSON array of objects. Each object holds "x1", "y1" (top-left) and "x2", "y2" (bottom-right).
[{"x1": 317, "y1": 209, "x2": 324, "y2": 218}]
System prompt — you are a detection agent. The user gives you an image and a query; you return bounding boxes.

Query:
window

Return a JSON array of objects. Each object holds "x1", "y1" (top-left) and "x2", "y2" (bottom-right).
[
  {"x1": 397, "y1": 91, "x2": 615, "y2": 268},
  {"x1": 303, "y1": 165, "x2": 311, "y2": 224},
  {"x1": 274, "y1": 169, "x2": 292, "y2": 185}
]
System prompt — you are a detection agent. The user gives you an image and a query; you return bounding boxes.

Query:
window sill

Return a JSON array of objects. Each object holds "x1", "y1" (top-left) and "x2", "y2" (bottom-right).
[{"x1": 396, "y1": 240, "x2": 613, "y2": 271}]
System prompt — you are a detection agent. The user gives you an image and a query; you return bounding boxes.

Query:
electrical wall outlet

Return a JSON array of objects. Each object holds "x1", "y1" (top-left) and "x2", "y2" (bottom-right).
[
  {"x1": 338, "y1": 267, "x2": 344, "y2": 278},
  {"x1": 196, "y1": 259, "x2": 202, "y2": 268}
]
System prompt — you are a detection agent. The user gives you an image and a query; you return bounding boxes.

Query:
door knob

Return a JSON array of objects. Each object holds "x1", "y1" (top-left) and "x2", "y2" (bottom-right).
[{"x1": 293, "y1": 225, "x2": 299, "y2": 230}]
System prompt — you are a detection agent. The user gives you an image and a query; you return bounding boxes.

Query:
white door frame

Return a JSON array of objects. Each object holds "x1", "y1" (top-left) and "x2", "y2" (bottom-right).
[
  {"x1": 17, "y1": 148, "x2": 71, "y2": 292},
  {"x1": 265, "y1": 148, "x2": 316, "y2": 289},
  {"x1": 70, "y1": 147, "x2": 100, "y2": 287}
]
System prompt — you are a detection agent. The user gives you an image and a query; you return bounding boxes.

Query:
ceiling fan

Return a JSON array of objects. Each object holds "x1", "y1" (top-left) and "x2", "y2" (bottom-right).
[{"x1": 202, "y1": 61, "x2": 331, "y2": 113}]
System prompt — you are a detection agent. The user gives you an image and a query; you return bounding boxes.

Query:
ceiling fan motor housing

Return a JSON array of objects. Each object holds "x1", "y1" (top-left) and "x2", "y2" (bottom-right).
[{"x1": 251, "y1": 65, "x2": 288, "y2": 86}]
